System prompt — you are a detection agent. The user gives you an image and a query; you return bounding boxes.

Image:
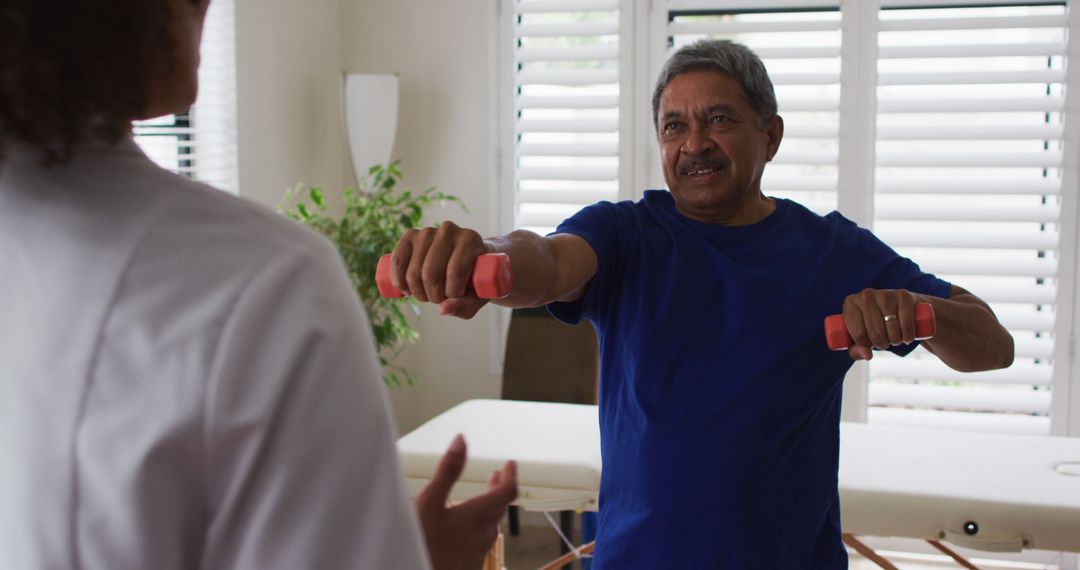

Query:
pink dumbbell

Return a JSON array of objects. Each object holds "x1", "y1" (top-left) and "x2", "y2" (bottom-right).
[
  {"x1": 824, "y1": 303, "x2": 936, "y2": 351},
  {"x1": 375, "y1": 253, "x2": 513, "y2": 299}
]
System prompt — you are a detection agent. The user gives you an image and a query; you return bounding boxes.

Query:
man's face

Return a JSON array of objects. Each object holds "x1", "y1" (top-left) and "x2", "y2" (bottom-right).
[{"x1": 656, "y1": 70, "x2": 782, "y2": 224}]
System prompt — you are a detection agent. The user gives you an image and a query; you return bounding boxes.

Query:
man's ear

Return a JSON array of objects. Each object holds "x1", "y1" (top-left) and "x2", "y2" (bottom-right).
[{"x1": 764, "y1": 114, "x2": 784, "y2": 162}]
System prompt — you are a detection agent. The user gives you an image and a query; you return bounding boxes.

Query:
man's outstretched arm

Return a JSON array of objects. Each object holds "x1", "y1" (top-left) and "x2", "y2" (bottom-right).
[
  {"x1": 842, "y1": 285, "x2": 1014, "y2": 372},
  {"x1": 389, "y1": 221, "x2": 598, "y2": 319}
]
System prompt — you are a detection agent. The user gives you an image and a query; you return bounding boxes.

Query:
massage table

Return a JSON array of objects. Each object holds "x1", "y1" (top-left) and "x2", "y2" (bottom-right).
[{"x1": 398, "y1": 399, "x2": 1080, "y2": 569}]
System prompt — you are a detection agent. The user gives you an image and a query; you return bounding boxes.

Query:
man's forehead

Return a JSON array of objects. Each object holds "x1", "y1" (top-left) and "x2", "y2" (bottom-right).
[{"x1": 658, "y1": 71, "x2": 749, "y2": 112}]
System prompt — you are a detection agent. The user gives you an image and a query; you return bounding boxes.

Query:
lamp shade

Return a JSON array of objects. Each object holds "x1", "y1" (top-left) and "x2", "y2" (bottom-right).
[{"x1": 343, "y1": 73, "x2": 398, "y2": 185}]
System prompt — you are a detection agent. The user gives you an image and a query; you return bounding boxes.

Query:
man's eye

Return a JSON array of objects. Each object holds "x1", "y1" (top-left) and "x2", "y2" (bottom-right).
[
  {"x1": 664, "y1": 122, "x2": 681, "y2": 133},
  {"x1": 711, "y1": 115, "x2": 730, "y2": 124}
]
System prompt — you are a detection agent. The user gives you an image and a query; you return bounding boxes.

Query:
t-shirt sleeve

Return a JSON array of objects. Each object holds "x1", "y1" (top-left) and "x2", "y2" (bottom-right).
[
  {"x1": 545, "y1": 201, "x2": 627, "y2": 325},
  {"x1": 199, "y1": 240, "x2": 430, "y2": 570},
  {"x1": 855, "y1": 225, "x2": 953, "y2": 357}
]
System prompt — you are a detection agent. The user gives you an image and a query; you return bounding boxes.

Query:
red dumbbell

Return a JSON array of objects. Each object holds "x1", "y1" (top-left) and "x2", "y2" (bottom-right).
[
  {"x1": 824, "y1": 303, "x2": 936, "y2": 351},
  {"x1": 375, "y1": 253, "x2": 513, "y2": 299}
]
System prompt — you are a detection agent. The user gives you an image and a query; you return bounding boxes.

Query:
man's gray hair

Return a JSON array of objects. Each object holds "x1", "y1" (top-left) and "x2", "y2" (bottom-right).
[{"x1": 651, "y1": 39, "x2": 777, "y2": 131}]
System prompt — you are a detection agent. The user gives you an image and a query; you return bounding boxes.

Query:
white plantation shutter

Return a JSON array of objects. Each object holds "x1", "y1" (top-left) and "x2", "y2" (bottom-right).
[
  {"x1": 499, "y1": 1, "x2": 1080, "y2": 438},
  {"x1": 667, "y1": 1, "x2": 843, "y2": 216},
  {"x1": 510, "y1": 0, "x2": 624, "y2": 235},
  {"x1": 866, "y1": 2, "x2": 1073, "y2": 436},
  {"x1": 134, "y1": 0, "x2": 238, "y2": 194}
]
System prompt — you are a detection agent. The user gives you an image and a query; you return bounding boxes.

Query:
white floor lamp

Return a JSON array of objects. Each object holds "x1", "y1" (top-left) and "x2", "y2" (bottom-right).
[{"x1": 342, "y1": 73, "x2": 399, "y2": 187}]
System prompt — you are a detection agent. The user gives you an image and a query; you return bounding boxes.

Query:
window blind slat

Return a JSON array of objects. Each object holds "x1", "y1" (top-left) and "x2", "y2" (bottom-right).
[
  {"x1": 876, "y1": 228, "x2": 1059, "y2": 250},
  {"x1": 878, "y1": 96, "x2": 1065, "y2": 113},
  {"x1": 517, "y1": 21, "x2": 619, "y2": 37},
  {"x1": 670, "y1": 0, "x2": 840, "y2": 10},
  {"x1": 771, "y1": 149, "x2": 838, "y2": 165},
  {"x1": 669, "y1": 19, "x2": 841, "y2": 36},
  {"x1": 875, "y1": 177, "x2": 1060, "y2": 195},
  {"x1": 778, "y1": 97, "x2": 840, "y2": 112},
  {"x1": 517, "y1": 189, "x2": 617, "y2": 205},
  {"x1": 517, "y1": 95, "x2": 619, "y2": 109},
  {"x1": 517, "y1": 45, "x2": 620, "y2": 62},
  {"x1": 867, "y1": 407, "x2": 1050, "y2": 435},
  {"x1": 876, "y1": 150, "x2": 1062, "y2": 168},
  {"x1": 877, "y1": 124, "x2": 1064, "y2": 141},
  {"x1": 878, "y1": 69, "x2": 1065, "y2": 86},
  {"x1": 518, "y1": 69, "x2": 620, "y2": 86},
  {"x1": 782, "y1": 124, "x2": 840, "y2": 138},
  {"x1": 870, "y1": 359, "x2": 1052, "y2": 385},
  {"x1": 518, "y1": 165, "x2": 619, "y2": 181},
  {"x1": 518, "y1": 142, "x2": 618, "y2": 157},
  {"x1": 761, "y1": 174, "x2": 838, "y2": 192},
  {"x1": 517, "y1": 118, "x2": 619, "y2": 133},
  {"x1": 517, "y1": 0, "x2": 619, "y2": 13},
  {"x1": 917, "y1": 255, "x2": 1056, "y2": 278},
  {"x1": 877, "y1": 14, "x2": 1066, "y2": 32},
  {"x1": 875, "y1": 203, "x2": 1059, "y2": 223},
  {"x1": 869, "y1": 383, "x2": 1051, "y2": 415},
  {"x1": 878, "y1": 41, "x2": 1066, "y2": 59}
]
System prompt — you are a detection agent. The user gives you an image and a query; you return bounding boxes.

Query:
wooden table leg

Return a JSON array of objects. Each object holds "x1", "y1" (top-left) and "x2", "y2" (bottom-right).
[
  {"x1": 927, "y1": 539, "x2": 981, "y2": 570},
  {"x1": 842, "y1": 534, "x2": 900, "y2": 570},
  {"x1": 483, "y1": 531, "x2": 505, "y2": 570},
  {"x1": 538, "y1": 540, "x2": 595, "y2": 570}
]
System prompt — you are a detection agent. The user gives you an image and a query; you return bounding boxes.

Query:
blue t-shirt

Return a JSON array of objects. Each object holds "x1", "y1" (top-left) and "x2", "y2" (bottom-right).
[{"x1": 548, "y1": 191, "x2": 951, "y2": 569}]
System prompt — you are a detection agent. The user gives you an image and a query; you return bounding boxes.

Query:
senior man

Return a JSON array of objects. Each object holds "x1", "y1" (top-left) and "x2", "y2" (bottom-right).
[{"x1": 389, "y1": 39, "x2": 1014, "y2": 568}]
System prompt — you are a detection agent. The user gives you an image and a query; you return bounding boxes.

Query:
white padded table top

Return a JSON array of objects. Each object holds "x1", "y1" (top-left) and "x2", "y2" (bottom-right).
[
  {"x1": 398, "y1": 399, "x2": 1080, "y2": 551},
  {"x1": 839, "y1": 422, "x2": 1080, "y2": 552},
  {"x1": 397, "y1": 399, "x2": 601, "y2": 511}
]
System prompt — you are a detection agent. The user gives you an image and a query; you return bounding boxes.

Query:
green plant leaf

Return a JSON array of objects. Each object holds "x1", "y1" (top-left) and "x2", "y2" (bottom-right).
[{"x1": 278, "y1": 162, "x2": 466, "y2": 388}]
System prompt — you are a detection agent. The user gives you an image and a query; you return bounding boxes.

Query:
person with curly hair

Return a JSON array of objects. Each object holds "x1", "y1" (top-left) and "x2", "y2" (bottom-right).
[{"x1": 0, "y1": 1, "x2": 516, "y2": 569}]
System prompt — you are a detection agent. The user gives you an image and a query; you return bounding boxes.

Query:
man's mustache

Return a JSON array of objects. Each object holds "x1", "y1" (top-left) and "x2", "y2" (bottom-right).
[{"x1": 676, "y1": 155, "x2": 730, "y2": 176}]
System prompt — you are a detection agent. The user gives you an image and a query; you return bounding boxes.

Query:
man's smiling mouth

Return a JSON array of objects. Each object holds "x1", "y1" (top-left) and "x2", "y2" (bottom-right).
[{"x1": 687, "y1": 167, "x2": 720, "y2": 177}]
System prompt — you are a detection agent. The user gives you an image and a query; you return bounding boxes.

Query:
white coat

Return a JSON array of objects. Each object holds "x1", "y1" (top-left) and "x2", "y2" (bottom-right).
[{"x1": 0, "y1": 137, "x2": 430, "y2": 569}]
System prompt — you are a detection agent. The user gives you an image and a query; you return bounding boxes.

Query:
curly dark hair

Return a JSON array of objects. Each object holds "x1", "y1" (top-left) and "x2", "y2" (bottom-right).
[{"x1": 0, "y1": 0, "x2": 177, "y2": 165}]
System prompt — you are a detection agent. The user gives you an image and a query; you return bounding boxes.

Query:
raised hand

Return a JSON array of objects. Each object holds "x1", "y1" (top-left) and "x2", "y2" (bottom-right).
[{"x1": 416, "y1": 434, "x2": 518, "y2": 570}]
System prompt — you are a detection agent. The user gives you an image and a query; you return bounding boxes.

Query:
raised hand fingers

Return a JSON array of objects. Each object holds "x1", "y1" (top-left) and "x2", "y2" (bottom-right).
[
  {"x1": 417, "y1": 434, "x2": 467, "y2": 514},
  {"x1": 460, "y1": 460, "x2": 518, "y2": 523}
]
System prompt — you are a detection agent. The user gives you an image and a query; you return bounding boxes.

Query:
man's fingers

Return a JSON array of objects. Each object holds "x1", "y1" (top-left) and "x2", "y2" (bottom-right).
[
  {"x1": 405, "y1": 229, "x2": 435, "y2": 303},
  {"x1": 842, "y1": 303, "x2": 871, "y2": 351},
  {"x1": 445, "y1": 233, "x2": 483, "y2": 299},
  {"x1": 418, "y1": 434, "x2": 467, "y2": 510},
  {"x1": 422, "y1": 227, "x2": 455, "y2": 304},
  {"x1": 848, "y1": 345, "x2": 873, "y2": 361},
  {"x1": 438, "y1": 296, "x2": 489, "y2": 320},
  {"x1": 390, "y1": 237, "x2": 414, "y2": 295},
  {"x1": 896, "y1": 291, "x2": 917, "y2": 344}
]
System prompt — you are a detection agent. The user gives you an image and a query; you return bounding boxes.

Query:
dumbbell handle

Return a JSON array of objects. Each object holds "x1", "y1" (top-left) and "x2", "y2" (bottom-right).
[
  {"x1": 824, "y1": 303, "x2": 936, "y2": 351},
  {"x1": 375, "y1": 253, "x2": 513, "y2": 299}
]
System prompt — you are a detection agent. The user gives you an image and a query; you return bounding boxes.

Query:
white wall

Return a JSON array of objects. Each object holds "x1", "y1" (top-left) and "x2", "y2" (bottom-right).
[
  {"x1": 340, "y1": 0, "x2": 500, "y2": 433},
  {"x1": 235, "y1": 0, "x2": 346, "y2": 209}
]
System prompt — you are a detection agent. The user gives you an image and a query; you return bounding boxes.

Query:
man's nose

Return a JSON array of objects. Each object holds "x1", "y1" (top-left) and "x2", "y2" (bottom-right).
[{"x1": 681, "y1": 123, "x2": 715, "y2": 156}]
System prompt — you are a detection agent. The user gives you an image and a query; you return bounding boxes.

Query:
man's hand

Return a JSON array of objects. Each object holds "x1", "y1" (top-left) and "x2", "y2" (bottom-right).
[
  {"x1": 390, "y1": 221, "x2": 491, "y2": 319},
  {"x1": 841, "y1": 288, "x2": 921, "y2": 361},
  {"x1": 416, "y1": 434, "x2": 518, "y2": 570}
]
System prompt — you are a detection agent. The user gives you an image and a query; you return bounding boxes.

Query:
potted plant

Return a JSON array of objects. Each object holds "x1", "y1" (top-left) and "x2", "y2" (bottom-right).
[{"x1": 279, "y1": 161, "x2": 464, "y2": 386}]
